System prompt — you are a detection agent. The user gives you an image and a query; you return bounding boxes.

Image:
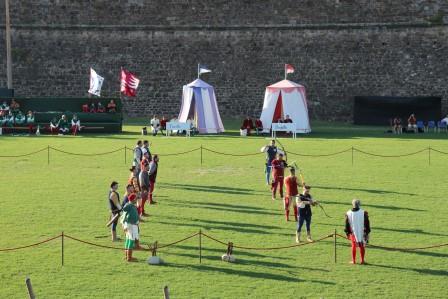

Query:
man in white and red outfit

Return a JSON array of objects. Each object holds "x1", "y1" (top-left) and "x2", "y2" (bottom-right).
[
  {"x1": 241, "y1": 116, "x2": 254, "y2": 136},
  {"x1": 283, "y1": 167, "x2": 303, "y2": 222},
  {"x1": 148, "y1": 155, "x2": 159, "y2": 204},
  {"x1": 271, "y1": 153, "x2": 287, "y2": 200},
  {"x1": 345, "y1": 199, "x2": 371, "y2": 265}
]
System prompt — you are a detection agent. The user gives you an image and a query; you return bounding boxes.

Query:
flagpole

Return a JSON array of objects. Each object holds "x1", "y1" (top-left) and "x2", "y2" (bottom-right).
[
  {"x1": 197, "y1": 64, "x2": 200, "y2": 79},
  {"x1": 284, "y1": 64, "x2": 287, "y2": 80}
]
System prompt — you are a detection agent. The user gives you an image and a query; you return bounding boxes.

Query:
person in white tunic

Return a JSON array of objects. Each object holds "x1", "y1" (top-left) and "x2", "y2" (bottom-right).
[{"x1": 345, "y1": 199, "x2": 371, "y2": 264}]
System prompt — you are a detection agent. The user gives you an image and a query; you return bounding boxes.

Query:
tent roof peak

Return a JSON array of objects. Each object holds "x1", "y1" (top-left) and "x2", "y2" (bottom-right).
[
  {"x1": 267, "y1": 79, "x2": 303, "y2": 89},
  {"x1": 186, "y1": 78, "x2": 213, "y2": 88}
]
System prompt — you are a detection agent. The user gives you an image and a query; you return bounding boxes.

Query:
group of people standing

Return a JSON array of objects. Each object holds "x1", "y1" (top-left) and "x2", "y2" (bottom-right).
[
  {"x1": 262, "y1": 139, "x2": 371, "y2": 264},
  {"x1": 108, "y1": 139, "x2": 160, "y2": 262}
]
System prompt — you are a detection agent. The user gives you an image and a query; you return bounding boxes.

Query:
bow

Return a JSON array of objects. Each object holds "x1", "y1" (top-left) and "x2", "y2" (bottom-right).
[
  {"x1": 297, "y1": 168, "x2": 332, "y2": 218},
  {"x1": 275, "y1": 137, "x2": 288, "y2": 163}
]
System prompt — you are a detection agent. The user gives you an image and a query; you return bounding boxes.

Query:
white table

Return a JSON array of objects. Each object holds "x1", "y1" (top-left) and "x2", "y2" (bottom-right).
[
  {"x1": 166, "y1": 122, "x2": 191, "y2": 137},
  {"x1": 271, "y1": 123, "x2": 296, "y2": 139}
]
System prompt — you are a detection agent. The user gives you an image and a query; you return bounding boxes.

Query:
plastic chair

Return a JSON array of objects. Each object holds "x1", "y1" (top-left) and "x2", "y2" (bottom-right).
[
  {"x1": 427, "y1": 121, "x2": 436, "y2": 133},
  {"x1": 437, "y1": 121, "x2": 447, "y2": 133},
  {"x1": 416, "y1": 121, "x2": 425, "y2": 133}
]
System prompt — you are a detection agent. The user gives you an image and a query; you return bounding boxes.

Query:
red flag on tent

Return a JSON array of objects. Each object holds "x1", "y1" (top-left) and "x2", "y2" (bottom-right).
[
  {"x1": 120, "y1": 68, "x2": 140, "y2": 97},
  {"x1": 285, "y1": 64, "x2": 295, "y2": 74}
]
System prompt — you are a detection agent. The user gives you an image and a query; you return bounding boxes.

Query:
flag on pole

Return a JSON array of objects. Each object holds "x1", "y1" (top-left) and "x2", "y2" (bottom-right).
[
  {"x1": 197, "y1": 64, "x2": 211, "y2": 78},
  {"x1": 285, "y1": 64, "x2": 295, "y2": 74},
  {"x1": 120, "y1": 68, "x2": 140, "y2": 97},
  {"x1": 88, "y1": 68, "x2": 104, "y2": 96}
]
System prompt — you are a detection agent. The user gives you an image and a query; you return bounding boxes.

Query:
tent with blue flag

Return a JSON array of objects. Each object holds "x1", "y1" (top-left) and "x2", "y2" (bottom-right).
[{"x1": 178, "y1": 78, "x2": 225, "y2": 134}]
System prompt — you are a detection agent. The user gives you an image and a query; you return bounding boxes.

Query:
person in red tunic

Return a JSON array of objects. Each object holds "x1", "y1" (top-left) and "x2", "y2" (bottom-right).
[
  {"x1": 241, "y1": 116, "x2": 254, "y2": 136},
  {"x1": 283, "y1": 167, "x2": 304, "y2": 222},
  {"x1": 271, "y1": 153, "x2": 288, "y2": 200},
  {"x1": 160, "y1": 116, "x2": 167, "y2": 135},
  {"x1": 255, "y1": 118, "x2": 263, "y2": 135}
]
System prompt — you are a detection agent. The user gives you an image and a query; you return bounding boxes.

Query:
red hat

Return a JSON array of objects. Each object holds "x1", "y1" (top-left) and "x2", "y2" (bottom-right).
[{"x1": 128, "y1": 194, "x2": 137, "y2": 202}]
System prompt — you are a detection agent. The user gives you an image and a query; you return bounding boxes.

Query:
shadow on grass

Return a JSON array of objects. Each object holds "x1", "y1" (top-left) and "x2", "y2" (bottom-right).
[
  {"x1": 367, "y1": 263, "x2": 448, "y2": 277},
  {"x1": 165, "y1": 201, "x2": 280, "y2": 216},
  {"x1": 156, "y1": 220, "x2": 272, "y2": 235},
  {"x1": 321, "y1": 200, "x2": 425, "y2": 212},
  {"x1": 159, "y1": 182, "x2": 265, "y2": 196},
  {"x1": 313, "y1": 185, "x2": 417, "y2": 196},
  {"x1": 165, "y1": 216, "x2": 281, "y2": 230}
]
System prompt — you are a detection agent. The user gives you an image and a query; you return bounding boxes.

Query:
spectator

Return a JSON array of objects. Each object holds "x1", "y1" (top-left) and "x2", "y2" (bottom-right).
[
  {"x1": 284, "y1": 115, "x2": 293, "y2": 123},
  {"x1": 71, "y1": 114, "x2": 81, "y2": 135},
  {"x1": 392, "y1": 116, "x2": 402, "y2": 134},
  {"x1": 255, "y1": 118, "x2": 263, "y2": 135},
  {"x1": 441, "y1": 114, "x2": 448, "y2": 124},
  {"x1": 150, "y1": 115, "x2": 160, "y2": 136},
  {"x1": 187, "y1": 117, "x2": 197, "y2": 136},
  {"x1": 107, "y1": 100, "x2": 117, "y2": 113},
  {"x1": 160, "y1": 116, "x2": 167, "y2": 135},
  {"x1": 14, "y1": 111, "x2": 26, "y2": 126},
  {"x1": 10, "y1": 99, "x2": 20, "y2": 114},
  {"x1": 241, "y1": 116, "x2": 254, "y2": 136},
  {"x1": 0, "y1": 112, "x2": 7, "y2": 127},
  {"x1": 97, "y1": 102, "x2": 106, "y2": 113},
  {"x1": 58, "y1": 114, "x2": 70, "y2": 135},
  {"x1": 82, "y1": 103, "x2": 89, "y2": 112},
  {"x1": 26, "y1": 111, "x2": 35, "y2": 134},
  {"x1": 0, "y1": 101, "x2": 9, "y2": 114},
  {"x1": 407, "y1": 113, "x2": 417, "y2": 133},
  {"x1": 49, "y1": 117, "x2": 59, "y2": 135},
  {"x1": 89, "y1": 102, "x2": 97, "y2": 113}
]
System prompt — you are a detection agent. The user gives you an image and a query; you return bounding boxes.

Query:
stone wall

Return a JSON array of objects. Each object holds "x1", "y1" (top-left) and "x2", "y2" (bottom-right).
[{"x1": 0, "y1": 1, "x2": 447, "y2": 120}]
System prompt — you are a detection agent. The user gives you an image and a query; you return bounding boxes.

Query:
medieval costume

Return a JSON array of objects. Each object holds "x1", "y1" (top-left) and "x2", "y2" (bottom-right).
[
  {"x1": 121, "y1": 193, "x2": 140, "y2": 262},
  {"x1": 345, "y1": 199, "x2": 370, "y2": 264}
]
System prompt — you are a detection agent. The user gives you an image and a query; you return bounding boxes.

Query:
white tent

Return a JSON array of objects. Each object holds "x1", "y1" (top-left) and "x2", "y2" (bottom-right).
[
  {"x1": 178, "y1": 78, "x2": 225, "y2": 134},
  {"x1": 260, "y1": 79, "x2": 311, "y2": 133}
]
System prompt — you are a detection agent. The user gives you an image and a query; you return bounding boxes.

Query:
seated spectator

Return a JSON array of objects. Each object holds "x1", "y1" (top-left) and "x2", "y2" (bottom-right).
[
  {"x1": 26, "y1": 111, "x2": 35, "y2": 134},
  {"x1": 241, "y1": 116, "x2": 254, "y2": 136},
  {"x1": 284, "y1": 115, "x2": 293, "y2": 123},
  {"x1": 107, "y1": 100, "x2": 117, "y2": 113},
  {"x1": 186, "y1": 117, "x2": 197, "y2": 136},
  {"x1": 6, "y1": 111, "x2": 15, "y2": 128},
  {"x1": 82, "y1": 103, "x2": 89, "y2": 113},
  {"x1": 392, "y1": 116, "x2": 402, "y2": 134},
  {"x1": 276, "y1": 117, "x2": 284, "y2": 123},
  {"x1": 150, "y1": 115, "x2": 160, "y2": 136},
  {"x1": 407, "y1": 113, "x2": 417, "y2": 133},
  {"x1": 0, "y1": 100, "x2": 9, "y2": 114},
  {"x1": 71, "y1": 114, "x2": 81, "y2": 135},
  {"x1": 10, "y1": 99, "x2": 20, "y2": 114},
  {"x1": 160, "y1": 116, "x2": 167, "y2": 134},
  {"x1": 255, "y1": 118, "x2": 263, "y2": 135},
  {"x1": 49, "y1": 117, "x2": 59, "y2": 135},
  {"x1": 0, "y1": 112, "x2": 8, "y2": 130},
  {"x1": 97, "y1": 102, "x2": 106, "y2": 113},
  {"x1": 14, "y1": 111, "x2": 26, "y2": 126},
  {"x1": 89, "y1": 102, "x2": 97, "y2": 113},
  {"x1": 441, "y1": 114, "x2": 448, "y2": 124},
  {"x1": 58, "y1": 114, "x2": 70, "y2": 135}
]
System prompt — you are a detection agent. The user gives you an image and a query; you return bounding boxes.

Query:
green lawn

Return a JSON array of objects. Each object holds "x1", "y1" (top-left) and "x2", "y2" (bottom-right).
[{"x1": 0, "y1": 120, "x2": 447, "y2": 298}]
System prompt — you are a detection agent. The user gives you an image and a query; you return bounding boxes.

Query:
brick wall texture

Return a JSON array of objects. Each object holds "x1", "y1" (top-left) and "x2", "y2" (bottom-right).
[{"x1": 0, "y1": 1, "x2": 447, "y2": 120}]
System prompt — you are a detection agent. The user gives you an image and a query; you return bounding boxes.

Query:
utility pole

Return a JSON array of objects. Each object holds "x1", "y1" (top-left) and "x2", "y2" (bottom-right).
[{"x1": 5, "y1": 0, "x2": 13, "y2": 89}]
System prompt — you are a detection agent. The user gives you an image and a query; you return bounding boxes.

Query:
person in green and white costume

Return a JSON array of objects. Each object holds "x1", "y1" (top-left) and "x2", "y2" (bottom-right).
[
  {"x1": 121, "y1": 193, "x2": 140, "y2": 262},
  {"x1": 6, "y1": 111, "x2": 15, "y2": 127},
  {"x1": 58, "y1": 114, "x2": 70, "y2": 135},
  {"x1": 0, "y1": 101, "x2": 9, "y2": 114},
  {"x1": 26, "y1": 111, "x2": 35, "y2": 134},
  {"x1": 15, "y1": 111, "x2": 26, "y2": 126}
]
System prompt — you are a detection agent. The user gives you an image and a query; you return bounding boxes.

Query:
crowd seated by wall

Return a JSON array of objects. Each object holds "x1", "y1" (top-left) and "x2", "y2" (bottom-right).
[{"x1": 388, "y1": 113, "x2": 448, "y2": 134}]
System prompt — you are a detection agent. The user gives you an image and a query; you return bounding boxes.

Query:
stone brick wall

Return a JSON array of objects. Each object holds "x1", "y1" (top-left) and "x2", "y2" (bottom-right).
[{"x1": 0, "y1": 1, "x2": 447, "y2": 121}]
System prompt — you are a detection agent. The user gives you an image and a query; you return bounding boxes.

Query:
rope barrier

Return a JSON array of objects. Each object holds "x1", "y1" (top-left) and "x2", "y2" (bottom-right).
[
  {"x1": 157, "y1": 232, "x2": 200, "y2": 249},
  {"x1": 0, "y1": 147, "x2": 47, "y2": 158},
  {"x1": 125, "y1": 146, "x2": 201, "y2": 157},
  {"x1": 201, "y1": 232, "x2": 334, "y2": 250},
  {"x1": 287, "y1": 148, "x2": 352, "y2": 157},
  {"x1": 64, "y1": 234, "x2": 124, "y2": 251},
  {"x1": 429, "y1": 148, "x2": 448, "y2": 155},
  {"x1": 353, "y1": 147, "x2": 428, "y2": 158},
  {"x1": 202, "y1": 147, "x2": 263, "y2": 157},
  {"x1": 49, "y1": 147, "x2": 124, "y2": 156},
  {"x1": 0, "y1": 234, "x2": 61, "y2": 251}
]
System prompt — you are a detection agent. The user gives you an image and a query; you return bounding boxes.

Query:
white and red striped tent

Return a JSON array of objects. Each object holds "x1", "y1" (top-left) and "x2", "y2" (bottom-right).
[{"x1": 260, "y1": 79, "x2": 311, "y2": 133}]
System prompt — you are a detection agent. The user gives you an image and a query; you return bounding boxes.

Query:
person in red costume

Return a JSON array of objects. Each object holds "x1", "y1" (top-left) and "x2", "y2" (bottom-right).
[
  {"x1": 271, "y1": 153, "x2": 288, "y2": 200},
  {"x1": 345, "y1": 199, "x2": 371, "y2": 265},
  {"x1": 284, "y1": 167, "x2": 304, "y2": 222},
  {"x1": 241, "y1": 116, "x2": 254, "y2": 136}
]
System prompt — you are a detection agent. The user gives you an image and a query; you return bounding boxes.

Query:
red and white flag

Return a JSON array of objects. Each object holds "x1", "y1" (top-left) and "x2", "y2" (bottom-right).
[
  {"x1": 120, "y1": 68, "x2": 140, "y2": 97},
  {"x1": 285, "y1": 64, "x2": 295, "y2": 74}
]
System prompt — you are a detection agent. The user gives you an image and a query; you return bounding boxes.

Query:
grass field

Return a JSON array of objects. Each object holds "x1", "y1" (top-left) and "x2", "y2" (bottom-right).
[{"x1": 0, "y1": 120, "x2": 447, "y2": 298}]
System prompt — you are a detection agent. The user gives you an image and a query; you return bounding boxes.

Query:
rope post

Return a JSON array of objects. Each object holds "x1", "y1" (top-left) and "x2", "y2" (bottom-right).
[
  {"x1": 61, "y1": 231, "x2": 64, "y2": 266},
  {"x1": 334, "y1": 229, "x2": 337, "y2": 264},
  {"x1": 124, "y1": 145, "x2": 127, "y2": 165},
  {"x1": 47, "y1": 145, "x2": 50, "y2": 165},
  {"x1": 199, "y1": 229, "x2": 202, "y2": 264},
  {"x1": 25, "y1": 277, "x2": 35, "y2": 299},
  {"x1": 428, "y1": 146, "x2": 431, "y2": 166},
  {"x1": 200, "y1": 145, "x2": 203, "y2": 166},
  {"x1": 351, "y1": 146, "x2": 354, "y2": 166},
  {"x1": 163, "y1": 286, "x2": 170, "y2": 299}
]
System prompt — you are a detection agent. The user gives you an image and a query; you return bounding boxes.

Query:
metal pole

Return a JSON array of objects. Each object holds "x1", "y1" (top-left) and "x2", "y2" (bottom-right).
[
  {"x1": 200, "y1": 145, "x2": 203, "y2": 166},
  {"x1": 428, "y1": 146, "x2": 431, "y2": 166},
  {"x1": 163, "y1": 286, "x2": 170, "y2": 299},
  {"x1": 351, "y1": 146, "x2": 354, "y2": 166},
  {"x1": 5, "y1": 0, "x2": 13, "y2": 89},
  {"x1": 199, "y1": 229, "x2": 202, "y2": 264},
  {"x1": 124, "y1": 145, "x2": 127, "y2": 165},
  {"x1": 61, "y1": 231, "x2": 64, "y2": 266},
  {"x1": 25, "y1": 277, "x2": 35, "y2": 299},
  {"x1": 334, "y1": 228, "x2": 337, "y2": 263},
  {"x1": 47, "y1": 145, "x2": 50, "y2": 165}
]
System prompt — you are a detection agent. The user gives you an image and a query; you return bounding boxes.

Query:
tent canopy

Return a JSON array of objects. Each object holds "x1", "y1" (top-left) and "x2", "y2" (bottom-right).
[
  {"x1": 260, "y1": 79, "x2": 311, "y2": 133},
  {"x1": 178, "y1": 78, "x2": 225, "y2": 134}
]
